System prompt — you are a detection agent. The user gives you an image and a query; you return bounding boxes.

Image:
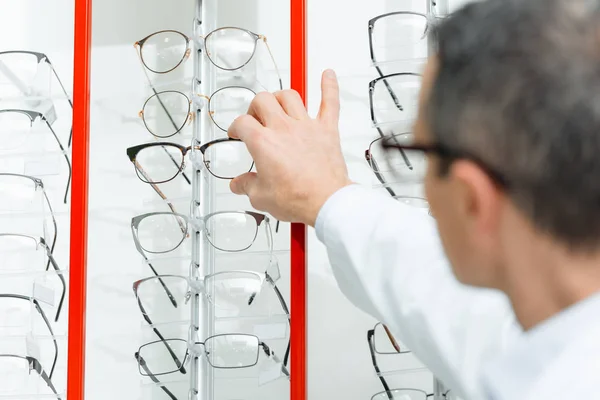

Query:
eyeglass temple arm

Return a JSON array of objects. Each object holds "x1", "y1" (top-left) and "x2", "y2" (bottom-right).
[
  {"x1": 42, "y1": 189, "x2": 59, "y2": 272},
  {"x1": 45, "y1": 59, "x2": 74, "y2": 148},
  {"x1": 377, "y1": 127, "x2": 413, "y2": 170},
  {"x1": 382, "y1": 325, "x2": 402, "y2": 353},
  {"x1": 43, "y1": 242, "x2": 66, "y2": 322},
  {"x1": 366, "y1": 149, "x2": 398, "y2": 198},
  {"x1": 135, "y1": 352, "x2": 179, "y2": 400},
  {"x1": 367, "y1": 329, "x2": 394, "y2": 400},
  {"x1": 134, "y1": 162, "x2": 187, "y2": 234},
  {"x1": 141, "y1": 256, "x2": 179, "y2": 308},
  {"x1": 133, "y1": 295, "x2": 187, "y2": 374},
  {"x1": 265, "y1": 273, "x2": 292, "y2": 367},
  {"x1": 375, "y1": 66, "x2": 404, "y2": 112},
  {"x1": 42, "y1": 119, "x2": 71, "y2": 204},
  {"x1": 30, "y1": 357, "x2": 62, "y2": 400},
  {"x1": 260, "y1": 36, "x2": 283, "y2": 91},
  {"x1": 32, "y1": 300, "x2": 59, "y2": 380},
  {"x1": 260, "y1": 342, "x2": 290, "y2": 377}
]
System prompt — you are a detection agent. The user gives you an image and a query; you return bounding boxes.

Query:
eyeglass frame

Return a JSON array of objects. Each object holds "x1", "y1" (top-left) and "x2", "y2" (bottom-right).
[
  {"x1": 0, "y1": 50, "x2": 73, "y2": 147},
  {"x1": 132, "y1": 255, "x2": 291, "y2": 380},
  {"x1": 0, "y1": 110, "x2": 72, "y2": 204},
  {"x1": 126, "y1": 138, "x2": 253, "y2": 184},
  {"x1": 131, "y1": 209, "x2": 271, "y2": 255},
  {"x1": 135, "y1": 334, "x2": 290, "y2": 375},
  {"x1": 380, "y1": 139, "x2": 509, "y2": 188},
  {"x1": 0, "y1": 354, "x2": 61, "y2": 399},
  {"x1": 0, "y1": 294, "x2": 58, "y2": 380},
  {"x1": 139, "y1": 85, "x2": 257, "y2": 139},
  {"x1": 133, "y1": 25, "x2": 283, "y2": 90},
  {"x1": 0, "y1": 173, "x2": 59, "y2": 274},
  {"x1": 0, "y1": 234, "x2": 66, "y2": 322}
]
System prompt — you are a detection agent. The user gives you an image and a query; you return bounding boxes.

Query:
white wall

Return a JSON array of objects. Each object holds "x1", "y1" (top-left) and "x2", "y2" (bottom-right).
[{"x1": 0, "y1": 0, "x2": 478, "y2": 399}]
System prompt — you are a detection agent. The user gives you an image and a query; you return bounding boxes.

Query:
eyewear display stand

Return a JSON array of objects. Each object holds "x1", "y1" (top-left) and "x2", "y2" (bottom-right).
[
  {"x1": 65, "y1": 0, "x2": 307, "y2": 399},
  {"x1": 363, "y1": 0, "x2": 454, "y2": 399},
  {"x1": 0, "y1": 20, "x2": 73, "y2": 400}
]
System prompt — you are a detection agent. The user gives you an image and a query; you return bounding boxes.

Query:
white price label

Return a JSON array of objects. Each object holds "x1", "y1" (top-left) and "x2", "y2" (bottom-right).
[{"x1": 33, "y1": 282, "x2": 55, "y2": 307}]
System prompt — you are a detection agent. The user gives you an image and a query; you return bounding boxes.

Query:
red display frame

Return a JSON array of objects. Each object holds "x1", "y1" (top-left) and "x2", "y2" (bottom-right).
[{"x1": 66, "y1": 1, "x2": 307, "y2": 399}]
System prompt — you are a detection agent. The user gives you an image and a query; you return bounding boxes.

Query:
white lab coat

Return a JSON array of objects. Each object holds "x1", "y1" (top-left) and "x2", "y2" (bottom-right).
[{"x1": 315, "y1": 184, "x2": 600, "y2": 400}]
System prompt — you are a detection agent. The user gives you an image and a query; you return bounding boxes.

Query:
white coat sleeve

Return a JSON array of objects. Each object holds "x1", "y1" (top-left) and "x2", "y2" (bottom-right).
[{"x1": 315, "y1": 184, "x2": 522, "y2": 399}]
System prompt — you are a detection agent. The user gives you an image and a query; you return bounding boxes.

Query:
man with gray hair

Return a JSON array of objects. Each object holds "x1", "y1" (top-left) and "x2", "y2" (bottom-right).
[{"x1": 228, "y1": 0, "x2": 600, "y2": 398}]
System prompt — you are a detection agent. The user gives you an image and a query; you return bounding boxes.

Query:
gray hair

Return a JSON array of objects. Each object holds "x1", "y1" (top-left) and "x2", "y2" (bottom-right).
[{"x1": 428, "y1": 0, "x2": 600, "y2": 250}]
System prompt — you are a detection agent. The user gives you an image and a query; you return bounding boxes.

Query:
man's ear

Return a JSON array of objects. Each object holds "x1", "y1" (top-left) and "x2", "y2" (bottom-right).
[{"x1": 450, "y1": 159, "x2": 503, "y2": 234}]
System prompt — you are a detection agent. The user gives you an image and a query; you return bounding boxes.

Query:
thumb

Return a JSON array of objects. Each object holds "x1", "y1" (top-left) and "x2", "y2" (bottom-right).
[
  {"x1": 317, "y1": 69, "x2": 340, "y2": 127},
  {"x1": 230, "y1": 172, "x2": 259, "y2": 196}
]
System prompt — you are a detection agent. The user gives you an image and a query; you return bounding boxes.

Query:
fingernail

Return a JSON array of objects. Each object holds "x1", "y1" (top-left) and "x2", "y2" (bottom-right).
[{"x1": 324, "y1": 69, "x2": 336, "y2": 79}]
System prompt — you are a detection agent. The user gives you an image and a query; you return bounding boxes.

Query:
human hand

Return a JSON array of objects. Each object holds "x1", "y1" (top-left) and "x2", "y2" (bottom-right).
[{"x1": 227, "y1": 69, "x2": 353, "y2": 227}]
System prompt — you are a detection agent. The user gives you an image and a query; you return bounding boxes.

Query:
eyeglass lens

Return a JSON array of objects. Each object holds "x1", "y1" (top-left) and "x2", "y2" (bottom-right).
[
  {"x1": 201, "y1": 140, "x2": 254, "y2": 179},
  {"x1": 203, "y1": 334, "x2": 260, "y2": 368},
  {"x1": 203, "y1": 271, "x2": 263, "y2": 312},
  {"x1": 370, "y1": 134, "x2": 427, "y2": 182},
  {"x1": 138, "y1": 339, "x2": 189, "y2": 376},
  {"x1": 205, "y1": 28, "x2": 257, "y2": 70},
  {"x1": 142, "y1": 91, "x2": 191, "y2": 138},
  {"x1": 136, "y1": 276, "x2": 191, "y2": 324},
  {"x1": 209, "y1": 87, "x2": 255, "y2": 131},
  {"x1": 0, "y1": 53, "x2": 43, "y2": 98},
  {"x1": 136, "y1": 271, "x2": 264, "y2": 324},
  {"x1": 134, "y1": 145, "x2": 185, "y2": 184},
  {"x1": 371, "y1": 74, "x2": 422, "y2": 129},
  {"x1": 371, "y1": 13, "x2": 429, "y2": 68},
  {"x1": 136, "y1": 213, "x2": 188, "y2": 254},
  {"x1": 140, "y1": 31, "x2": 189, "y2": 74}
]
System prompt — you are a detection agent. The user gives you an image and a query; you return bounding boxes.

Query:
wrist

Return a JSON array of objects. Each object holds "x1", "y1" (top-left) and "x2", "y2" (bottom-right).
[{"x1": 303, "y1": 180, "x2": 354, "y2": 227}]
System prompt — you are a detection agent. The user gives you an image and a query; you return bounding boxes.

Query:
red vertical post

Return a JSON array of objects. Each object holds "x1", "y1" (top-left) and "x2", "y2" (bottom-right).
[
  {"x1": 290, "y1": 0, "x2": 307, "y2": 399},
  {"x1": 67, "y1": 0, "x2": 92, "y2": 398}
]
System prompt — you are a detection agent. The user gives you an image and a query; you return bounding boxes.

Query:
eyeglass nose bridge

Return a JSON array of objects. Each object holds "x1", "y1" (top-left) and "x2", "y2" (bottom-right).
[
  {"x1": 189, "y1": 217, "x2": 205, "y2": 233},
  {"x1": 188, "y1": 278, "x2": 204, "y2": 293}
]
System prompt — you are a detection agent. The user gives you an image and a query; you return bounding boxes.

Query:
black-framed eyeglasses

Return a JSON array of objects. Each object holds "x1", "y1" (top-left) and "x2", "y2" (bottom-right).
[
  {"x1": 0, "y1": 50, "x2": 73, "y2": 147},
  {"x1": 0, "y1": 294, "x2": 58, "y2": 379},
  {"x1": 139, "y1": 85, "x2": 256, "y2": 139},
  {"x1": 0, "y1": 173, "x2": 59, "y2": 273},
  {"x1": 0, "y1": 234, "x2": 66, "y2": 321},
  {"x1": 0, "y1": 354, "x2": 61, "y2": 399},
  {"x1": 126, "y1": 138, "x2": 254, "y2": 184},
  {"x1": 0, "y1": 109, "x2": 72, "y2": 204},
  {"x1": 134, "y1": 25, "x2": 282, "y2": 89},
  {"x1": 380, "y1": 135, "x2": 509, "y2": 188}
]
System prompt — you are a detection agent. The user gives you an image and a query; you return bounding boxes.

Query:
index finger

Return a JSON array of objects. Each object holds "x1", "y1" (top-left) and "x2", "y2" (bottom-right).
[{"x1": 228, "y1": 114, "x2": 265, "y2": 153}]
